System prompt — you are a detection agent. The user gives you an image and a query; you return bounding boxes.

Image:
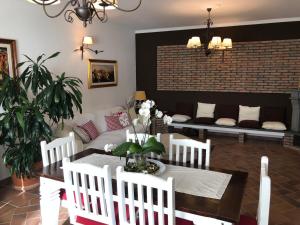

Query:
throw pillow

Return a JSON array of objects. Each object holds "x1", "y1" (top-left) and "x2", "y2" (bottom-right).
[
  {"x1": 172, "y1": 114, "x2": 191, "y2": 122},
  {"x1": 118, "y1": 112, "x2": 130, "y2": 127},
  {"x1": 238, "y1": 105, "x2": 260, "y2": 122},
  {"x1": 105, "y1": 115, "x2": 123, "y2": 131},
  {"x1": 73, "y1": 126, "x2": 91, "y2": 144},
  {"x1": 113, "y1": 111, "x2": 131, "y2": 128},
  {"x1": 196, "y1": 102, "x2": 216, "y2": 118},
  {"x1": 215, "y1": 118, "x2": 236, "y2": 127},
  {"x1": 79, "y1": 120, "x2": 100, "y2": 140},
  {"x1": 262, "y1": 121, "x2": 287, "y2": 131}
]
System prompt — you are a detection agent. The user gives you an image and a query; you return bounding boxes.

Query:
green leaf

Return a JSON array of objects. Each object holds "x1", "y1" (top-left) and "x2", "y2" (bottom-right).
[
  {"x1": 16, "y1": 111, "x2": 25, "y2": 130},
  {"x1": 142, "y1": 137, "x2": 165, "y2": 155},
  {"x1": 46, "y1": 52, "x2": 60, "y2": 61},
  {"x1": 112, "y1": 142, "x2": 132, "y2": 157},
  {"x1": 17, "y1": 62, "x2": 26, "y2": 68},
  {"x1": 128, "y1": 143, "x2": 143, "y2": 154}
]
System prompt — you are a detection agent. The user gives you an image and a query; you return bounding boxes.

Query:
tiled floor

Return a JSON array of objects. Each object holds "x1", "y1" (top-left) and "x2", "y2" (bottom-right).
[{"x1": 0, "y1": 136, "x2": 299, "y2": 225}]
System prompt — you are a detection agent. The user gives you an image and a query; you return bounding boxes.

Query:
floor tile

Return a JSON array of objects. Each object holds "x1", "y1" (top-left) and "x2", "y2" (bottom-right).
[{"x1": 0, "y1": 135, "x2": 299, "y2": 225}]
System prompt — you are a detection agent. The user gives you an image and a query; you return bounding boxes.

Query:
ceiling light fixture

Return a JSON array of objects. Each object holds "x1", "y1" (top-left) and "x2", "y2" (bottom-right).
[
  {"x1": 27, "y1": 0, "x2": 142, "y2": 27},
  {"x1": 187, "y1": 8, "x2": 232, "y2": 60}
]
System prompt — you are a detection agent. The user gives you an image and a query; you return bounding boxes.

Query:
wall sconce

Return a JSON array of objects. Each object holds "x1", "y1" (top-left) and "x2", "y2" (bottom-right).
[{"x1": 74, "y1": 36, "x2": 103, "y2": 60}]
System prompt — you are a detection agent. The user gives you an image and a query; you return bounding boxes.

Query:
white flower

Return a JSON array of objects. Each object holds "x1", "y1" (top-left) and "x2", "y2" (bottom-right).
[
  {"x1": 104, "y1": 144, "x2": 116, "y2": 152},
  {"x1": 163, "y1": 115, "x2": 172, "y2": 125},
  {"x1": 140, "y1": 101, "x2": 151, "y2": 110},
  {"x1": 139, "y1": 107, "x2": 150, "y2": 117},
  {"x1": 145, "y1": 100, "x2": 155, "y2": 108},
  {"x1": 155, "y1": 109, "x2": 163, "y2": 119},
  {"x1": 140, "y1": 114, "x2": 151, "y2": 126}
]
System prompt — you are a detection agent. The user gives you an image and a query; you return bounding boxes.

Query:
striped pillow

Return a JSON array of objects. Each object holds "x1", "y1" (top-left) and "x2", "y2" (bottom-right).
[
  {"x1": 79, "y1": 120, "x2": 99, "y2": 140},
  {"x1": 105, "y1": 115, "x2": 123, "y2": 131}
]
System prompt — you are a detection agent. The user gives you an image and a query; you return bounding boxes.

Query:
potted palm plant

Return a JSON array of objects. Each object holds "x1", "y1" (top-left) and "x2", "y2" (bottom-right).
[{"x1": 0, "y1": 52, "x2": 82, "y2": 190}]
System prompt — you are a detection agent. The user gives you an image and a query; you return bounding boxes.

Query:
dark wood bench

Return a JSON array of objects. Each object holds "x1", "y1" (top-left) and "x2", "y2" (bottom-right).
[{"x1": 169, "y1": 122, "x2": 286, "y2": 143}]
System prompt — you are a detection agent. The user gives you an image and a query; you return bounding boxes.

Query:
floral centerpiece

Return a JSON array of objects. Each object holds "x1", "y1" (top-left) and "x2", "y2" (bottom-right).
[{"x1": 105, "y1": 99, "x2": 172, "y2": 174}]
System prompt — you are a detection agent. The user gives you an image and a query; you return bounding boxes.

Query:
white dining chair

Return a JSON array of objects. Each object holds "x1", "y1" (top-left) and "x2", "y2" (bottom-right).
[
  {"x1": 40, "y1": 132, "x2": 77, "y2": 208},
  {"x1": 238, "y1": 156, "x2": 271, "y2": 225},
  {"x1": 40, "y1": 132, "x2": 77, "y2": 167},
  {"x1": 62, "y1": 158, "x2": 117, "y2": 225},
  {"x1": 126, "y1": 129, "x2": 162, "y2": 159},
  {"x1": 116, "y1": 166, "x2": 193, "y2": 225},
  {"x1": 168, "y1": 134, "x2": 211, "y2": 167}
]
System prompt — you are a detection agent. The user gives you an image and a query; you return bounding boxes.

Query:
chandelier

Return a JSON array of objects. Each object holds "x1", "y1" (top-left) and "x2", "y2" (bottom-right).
[
  {"x1": 27, "y1": 0, "x2": 142, "y2": 27},
  {"x1": 187, "y1": 8, "x2": 232, "y2": 56}
]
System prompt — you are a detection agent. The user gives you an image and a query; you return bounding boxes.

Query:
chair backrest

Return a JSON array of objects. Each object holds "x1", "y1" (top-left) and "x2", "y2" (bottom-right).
[
  {"x1": 116, "y1": 166, "x2": 175, "y2": 225},
  {"x1": 168, "y1": 134, "x2": 211, "y2": 167},
  {"x1": 257, "y1": 156, "x2": 271, "y2": 225},
  {"x1": 40, "y1": 132, "x2": 77, "y2": 167},
  {"x1": 63, "y1": 158, "x2": 116, "y2": 225},
  {"x1": 126, "y1": 130, "x2": 162, "y2": 159}
]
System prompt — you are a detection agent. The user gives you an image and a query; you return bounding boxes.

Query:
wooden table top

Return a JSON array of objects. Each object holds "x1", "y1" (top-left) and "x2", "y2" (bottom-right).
[{"x1": 35, "y1": 149, "x2": 248, "y2": 224}]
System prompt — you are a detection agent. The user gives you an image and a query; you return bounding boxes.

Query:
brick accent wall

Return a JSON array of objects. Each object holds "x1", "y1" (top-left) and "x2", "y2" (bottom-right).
[{"x1": 157, "y1": 39, "x2": 300, "y2": 93}]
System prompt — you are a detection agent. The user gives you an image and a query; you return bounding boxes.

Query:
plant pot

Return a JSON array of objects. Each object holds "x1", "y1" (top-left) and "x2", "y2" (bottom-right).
[
  {"x1": 126, "y1": 156, "x2": 166, "y2": 176},
  {"x1": 10, "y1": 161, "x2": 42, "y2": 191}
]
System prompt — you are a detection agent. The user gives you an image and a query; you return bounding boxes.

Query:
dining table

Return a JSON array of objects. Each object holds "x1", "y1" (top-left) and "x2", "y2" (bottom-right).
[{"x1": 36, "y1": 148, "x2": 248, "y2": 225}]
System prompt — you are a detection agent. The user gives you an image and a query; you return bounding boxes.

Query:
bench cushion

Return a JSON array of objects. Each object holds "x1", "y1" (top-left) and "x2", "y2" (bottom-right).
[
  {"x1": 194, "y1": 117, "x2": 215, "y2": 125},
  {"x1": 239, "y1": 120, "x2": 260, "y2": 129}
]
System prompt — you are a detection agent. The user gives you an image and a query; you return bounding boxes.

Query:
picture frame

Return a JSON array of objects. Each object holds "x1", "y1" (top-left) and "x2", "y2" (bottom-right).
[
  {"x1": 88, "y1": 59, "x2": 118, "y2": 88},
  {"x1": 0, "y1": 38, "x2": 17, "y2": 82}
]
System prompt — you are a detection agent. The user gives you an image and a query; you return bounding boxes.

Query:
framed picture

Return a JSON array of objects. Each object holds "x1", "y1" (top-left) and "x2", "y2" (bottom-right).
[
  {"x1": 0, "y1": 39, "x2": 17, "y2": 82},
  {"x1": 88, "y1": 59, "x2": 118, "y2": 88}
]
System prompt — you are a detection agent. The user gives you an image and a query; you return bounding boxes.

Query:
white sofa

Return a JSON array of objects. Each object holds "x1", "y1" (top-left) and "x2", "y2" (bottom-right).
[{"x1": 54, "y1": 106, "x2": 143, "y2": 152}]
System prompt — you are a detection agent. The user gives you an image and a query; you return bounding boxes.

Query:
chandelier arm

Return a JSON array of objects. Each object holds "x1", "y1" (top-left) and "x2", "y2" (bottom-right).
[
  {"x1": 90, "y1": 3, "x2": 107, "y2": 22},
  {"x1": 31, "y1": 0, "x2": 59, "y2": 6},
  {"x1": 42, "y1": 0, "x2": 76, "y2": 18},
  {"x1": 103, "y1": 0, "x2": 142, "y2": 12},
  {"x1": 64, "y1": 9, "x2": 76, "y2": 23}
]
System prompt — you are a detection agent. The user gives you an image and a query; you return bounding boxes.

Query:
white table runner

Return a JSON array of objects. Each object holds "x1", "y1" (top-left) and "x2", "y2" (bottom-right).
[{"x1": 74, "y1": 154, "x2": 231, "y2": 200}]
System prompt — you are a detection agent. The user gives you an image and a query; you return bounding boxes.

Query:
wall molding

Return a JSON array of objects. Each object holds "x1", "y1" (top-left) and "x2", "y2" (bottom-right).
[{"x1": 135, "y1": 17, "x2": 300, "y2": 34}]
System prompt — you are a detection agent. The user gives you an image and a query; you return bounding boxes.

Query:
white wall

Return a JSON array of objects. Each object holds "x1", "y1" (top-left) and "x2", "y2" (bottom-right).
[{"x1": 0, "y1": 0, "x2": 136, "y2": 180}]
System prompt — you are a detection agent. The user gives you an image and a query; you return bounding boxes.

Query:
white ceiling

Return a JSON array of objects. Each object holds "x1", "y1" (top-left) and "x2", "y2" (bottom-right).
[{"x1": 103, "y1": 0, "x2": 300, "y2": 31}]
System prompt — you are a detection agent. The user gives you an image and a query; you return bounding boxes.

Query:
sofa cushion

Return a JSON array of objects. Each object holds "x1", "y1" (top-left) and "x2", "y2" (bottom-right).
[
  {"x1": 79, "y1": 120, "x2": 100, "y2": 140},
  {"x1": 215, "y1": 118, "x2": 236, "y2": 127},
  {"x1": 238, "y1": 105, "x2": 260, "y2": 122},
  {"x1": 262, "y1": 121, "x2": 287, "y2": 131},
  {"x1": 261, "y1": 106, "x2": 286, "y2": 123},
  {"x1": 215, "y1": 104, "x2": 239, "y2": 120},
  {"x1": 95, "y1": 106, "x2": 124, "y2": 133},
  {"x1": 194, "y1": 117, "x2": 215, "y2": 125},
  {"x1": 72, "y1": 113, "x2": 97, "y2": 126},
  {"x1": 196, "y1": 102, "x2": 216, "y2": 118},
  {"x1": 113, "y1": 112, "x2": 130, "y2": 128},
  {"x1": 105, "y1": 115, "x2": 123, "y2": 131},
  {"x1": 238, "y1": 120, "x2": 260, "y2": 129},
  {"x1": 85, "y1": 124, "x2": 144, "y2": 150},
  {"x1": 73, "y1": 126, "x2": 91, "y2": 144}
]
